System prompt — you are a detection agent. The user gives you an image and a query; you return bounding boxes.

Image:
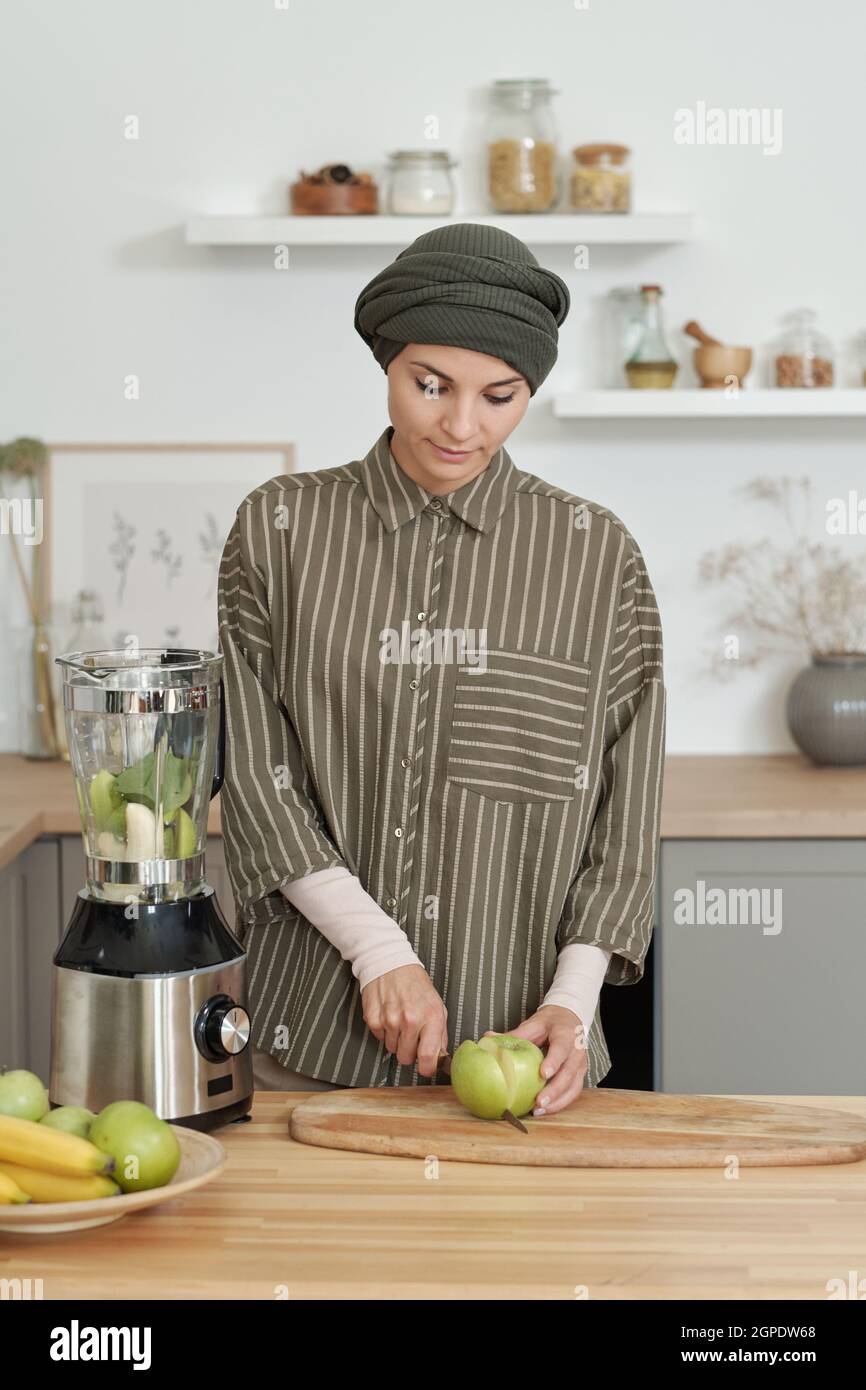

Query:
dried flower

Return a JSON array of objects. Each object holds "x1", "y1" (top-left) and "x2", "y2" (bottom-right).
[{"x1": 698, "y1": 475, "x2": 866, "y2": 665}]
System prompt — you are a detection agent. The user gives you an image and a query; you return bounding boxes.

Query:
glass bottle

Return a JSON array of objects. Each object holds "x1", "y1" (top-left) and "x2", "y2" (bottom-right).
[
  {"x1": 625, "y1": 285, "x2": 678, "y2": 388},
  {"x1": 485, "y1": 78, "x2": 560, "y2": 213}
]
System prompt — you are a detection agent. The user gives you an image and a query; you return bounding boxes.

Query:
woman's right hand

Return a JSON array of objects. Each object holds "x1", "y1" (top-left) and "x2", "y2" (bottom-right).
[{"x1": 361, "y1": 964, "x2": 449, "y2": 1078}]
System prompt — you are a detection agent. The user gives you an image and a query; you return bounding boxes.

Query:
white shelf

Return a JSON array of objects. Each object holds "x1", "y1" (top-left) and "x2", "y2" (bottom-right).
[
  {"x1": 553, "y1": 390, "x2": 866, "y2": 419},
  {"x1": 185, "y1": 211, "x2": 694, "y2": 247}
]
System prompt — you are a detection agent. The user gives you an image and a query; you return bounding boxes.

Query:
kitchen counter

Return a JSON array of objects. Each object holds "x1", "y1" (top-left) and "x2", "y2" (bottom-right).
[
  {"x1": 2, "y1": 751, "x2": 865, "y2": 872},
  {"x1": 2, "y1": 1091, "x2": 865, "y2": 1299}
]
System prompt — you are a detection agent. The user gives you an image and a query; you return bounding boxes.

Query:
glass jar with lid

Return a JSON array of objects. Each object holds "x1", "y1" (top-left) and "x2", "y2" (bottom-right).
[
  {"x1": 485, "y1": 78, "x2": 561, "y2": 213},
  {"x1": 774, "y1": 309, "x2": 834, "y2": 388},
  {"x1": 570, "y1": 143, "x2": 631, "y2": 213},
  {"x1": 384, "y1": 150, "x2": 457, "y2": 215}
]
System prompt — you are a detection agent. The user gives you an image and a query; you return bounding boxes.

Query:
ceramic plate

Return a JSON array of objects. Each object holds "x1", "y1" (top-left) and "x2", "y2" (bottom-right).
[{"x1": 0, "y1": 1125, "x2": 226, "y2": 1234}]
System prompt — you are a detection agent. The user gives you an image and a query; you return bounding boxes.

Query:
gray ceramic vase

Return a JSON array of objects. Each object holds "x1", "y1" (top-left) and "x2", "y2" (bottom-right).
[{"x1": 786, "y1": 653, "x2": 866, "y2": 766}]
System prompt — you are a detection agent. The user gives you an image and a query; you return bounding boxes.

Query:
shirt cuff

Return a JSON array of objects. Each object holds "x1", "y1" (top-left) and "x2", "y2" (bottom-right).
[
  {"x1": 279, "y1": 866, "x2": 425, "y2": 990},
  {"x1": 540, "y1": 942, "x2": 612, "y2": 1045}
]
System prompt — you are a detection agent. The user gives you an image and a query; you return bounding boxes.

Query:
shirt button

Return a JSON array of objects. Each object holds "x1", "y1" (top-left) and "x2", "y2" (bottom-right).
[
  {"x1": 394, "y1": 827, "x2": 403, "y2": 838},
  {"x1": 409, "y1": 678, "x2": 419, "y2": 690},
  {"x1": 417, "y1": 611, "x2": 427, "y2": 621},
  {"x1": 431, "y1": 499, "x2": 442, "y2": 510},
  {"x1": 401, "y1": 755, "x2": 412, "y2": 767},
  {"x1": 387, "y1": 896, "x2": 397, "y2": 908}
]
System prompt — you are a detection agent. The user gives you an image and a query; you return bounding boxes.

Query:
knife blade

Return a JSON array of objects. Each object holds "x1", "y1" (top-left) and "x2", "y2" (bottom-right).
[{"x1": 436, "y1": 1050, "x2": 452, "y2": 1077}]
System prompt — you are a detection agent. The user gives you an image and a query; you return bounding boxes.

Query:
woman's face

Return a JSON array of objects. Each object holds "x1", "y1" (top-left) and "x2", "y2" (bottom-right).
[{"x1": 386, "y1": 342, "x2": 530, "y2": 493}]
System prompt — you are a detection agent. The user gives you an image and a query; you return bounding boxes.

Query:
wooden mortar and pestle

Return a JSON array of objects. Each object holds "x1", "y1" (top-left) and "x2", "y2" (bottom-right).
[{"x1": 684, "y1": 320, "x2": 753, "y2": 389}]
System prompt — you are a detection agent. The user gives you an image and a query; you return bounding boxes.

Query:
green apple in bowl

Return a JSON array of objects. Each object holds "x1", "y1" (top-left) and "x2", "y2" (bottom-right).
[
  {"x1": 40, "y1": 1105, "x2": 97, "y2": 1138},
  {"x1": 0, "y1": 1069, "x2": 50, "y2": 1122},
  {"x1": 89, "y1": 1100, "x2": 181, "y2": 1193},
  {"x1": 450, "y1": 1033, "x2": 546, "y2": 1120}
]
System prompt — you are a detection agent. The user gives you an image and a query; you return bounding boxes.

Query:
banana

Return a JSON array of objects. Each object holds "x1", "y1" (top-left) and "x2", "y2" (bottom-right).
[
  {"x1": 0, "y1": 1115, "x2": 115, "y2": 1177},
  {"x1": 0, "y1": 1161, "x2": 120, "y2": 1204},
  {"x1": 0, "y1": 1168, "x2": 31, "y2": 1204}
]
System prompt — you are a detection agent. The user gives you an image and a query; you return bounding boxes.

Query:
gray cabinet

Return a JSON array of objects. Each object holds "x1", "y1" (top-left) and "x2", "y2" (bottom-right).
[
  {"x1": 0, "y1": 854, "x2": 28, "y2": 1071},
  {"x1": 658, "y1": 839, "x2": 866, "y2": 1095},
  {"x1": 0, "y1": 839, "x2": 62, "y2": 1078}
]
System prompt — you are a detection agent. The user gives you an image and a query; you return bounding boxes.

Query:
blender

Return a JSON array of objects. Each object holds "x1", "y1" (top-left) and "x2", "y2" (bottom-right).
[{"x1": 49, "y1": 648, "x2": 253, "y2": 1131}]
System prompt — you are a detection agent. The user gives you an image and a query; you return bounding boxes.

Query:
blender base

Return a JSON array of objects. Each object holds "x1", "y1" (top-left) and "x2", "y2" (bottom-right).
[{"x1": 49, "y1": 887, "x2": 254, "y2": 1129}]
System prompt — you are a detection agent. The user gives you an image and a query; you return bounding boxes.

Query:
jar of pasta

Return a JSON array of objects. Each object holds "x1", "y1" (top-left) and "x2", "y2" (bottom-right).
[
  {"x1": 570, "y1": 143, "x2": 631, "y2": 213},
  {"x1": 774, "y1": 309, "x2": 834, "y2": 388},
  {"x1": 486, "y1": 78, "x2": 561, "y2": 213}
]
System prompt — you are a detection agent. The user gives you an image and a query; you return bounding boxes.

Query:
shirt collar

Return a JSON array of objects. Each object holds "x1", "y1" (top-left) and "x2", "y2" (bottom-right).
[{"x1": 361, "y1": 425, "x2": 519, "y2": 535}]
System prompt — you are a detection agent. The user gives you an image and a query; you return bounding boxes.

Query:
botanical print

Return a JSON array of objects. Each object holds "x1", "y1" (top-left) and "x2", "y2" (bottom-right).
[{"x1": 48, "y1": 447, "x2": 292, "y2": 655}]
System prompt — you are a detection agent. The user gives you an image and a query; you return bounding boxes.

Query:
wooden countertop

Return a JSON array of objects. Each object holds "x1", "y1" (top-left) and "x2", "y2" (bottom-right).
[
  {"x1": 2, "y1": 1091, "x2": 865, "y2": 1299},
  {"x1": 1, "y1": 751, "x2": 865, "y2": 873}
]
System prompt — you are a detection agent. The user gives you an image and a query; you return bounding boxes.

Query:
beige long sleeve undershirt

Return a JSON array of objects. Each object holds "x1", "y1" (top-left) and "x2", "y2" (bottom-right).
[{"x1": 280, "y1": 866, "x2": 610, "y2": 1042}]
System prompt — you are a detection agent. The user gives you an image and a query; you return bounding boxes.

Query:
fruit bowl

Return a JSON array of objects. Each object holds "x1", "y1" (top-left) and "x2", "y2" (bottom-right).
[{"x1": 0, "y1": 1126, "x2": 226, "y2": 1234}]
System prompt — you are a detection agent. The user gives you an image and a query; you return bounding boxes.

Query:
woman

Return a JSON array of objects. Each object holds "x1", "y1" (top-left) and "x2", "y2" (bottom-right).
[{"x1": 216, "y1": 222, "x2": 666, "y2": 1116}]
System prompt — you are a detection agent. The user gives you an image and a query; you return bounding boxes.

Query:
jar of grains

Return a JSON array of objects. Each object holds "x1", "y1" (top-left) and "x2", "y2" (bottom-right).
[
  {"x1": 486, "y1": 78, "x2": 561, "y2": 213},
  {"x1": 774, "y1": 309, "x2": 834, "y2": 388},
  {"x1": 385, "y1": 150, "x2": 457, "y2": 215},
  {"x1": 570, "y1": 143, "x2": 631, "y2": 212}
]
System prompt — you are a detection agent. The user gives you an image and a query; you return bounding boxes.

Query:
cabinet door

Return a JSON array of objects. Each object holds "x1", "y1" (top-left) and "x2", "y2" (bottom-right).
[
  {"x1": 659, "y1": 839, "x2": 866, "y2": 1095},
  {"x1": 0, "y1": 857, "x2": 27, "y2": 1070},
  {"x1": 21, "y1": 840, "x2": 63, "y2": 1080},
  {"x1": 0, "y1": 840, "x2": 62, "y2": 1076}
]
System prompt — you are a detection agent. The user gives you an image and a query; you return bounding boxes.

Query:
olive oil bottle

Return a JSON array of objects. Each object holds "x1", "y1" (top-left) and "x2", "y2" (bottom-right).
[{"x1": 625, "y1": 284, "x2": 678, "y2": 388}]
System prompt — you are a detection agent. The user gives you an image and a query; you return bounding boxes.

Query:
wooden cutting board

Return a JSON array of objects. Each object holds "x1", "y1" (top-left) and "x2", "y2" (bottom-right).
[{"x1": 289, "y1": 1086, "x2": 866, "y2": 1167}]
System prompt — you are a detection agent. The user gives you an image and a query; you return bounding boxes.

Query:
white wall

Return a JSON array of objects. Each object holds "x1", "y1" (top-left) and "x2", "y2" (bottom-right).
[{"x1": 3, "y1": 0, "x2": 865, "y2": 753}]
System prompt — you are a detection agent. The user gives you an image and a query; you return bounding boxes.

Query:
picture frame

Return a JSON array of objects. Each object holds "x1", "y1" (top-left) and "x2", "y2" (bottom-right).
[{"x1": 45, "y1": 442, "x2": 295, "y2": 654}]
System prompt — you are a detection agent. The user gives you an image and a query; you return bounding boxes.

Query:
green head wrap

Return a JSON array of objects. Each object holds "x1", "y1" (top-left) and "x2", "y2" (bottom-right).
[{"x1": 353, "y1": 222, "x2": 570, "y2": 396}]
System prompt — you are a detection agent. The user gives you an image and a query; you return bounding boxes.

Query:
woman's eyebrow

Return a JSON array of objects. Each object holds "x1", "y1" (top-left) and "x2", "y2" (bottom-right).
[{"x1": 410, "y1": 359, "x2": 524, "y2": 389}]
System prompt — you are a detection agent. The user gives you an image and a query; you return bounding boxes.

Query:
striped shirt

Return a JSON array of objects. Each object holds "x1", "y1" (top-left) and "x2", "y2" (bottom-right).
[{"x1": 216, "y1": 424, "x2": 667, "y2": 1089}]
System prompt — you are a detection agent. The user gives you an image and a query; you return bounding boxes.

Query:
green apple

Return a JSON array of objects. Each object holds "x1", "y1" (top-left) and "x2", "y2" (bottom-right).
[
  {"x1": 90, "y1": 769, "x2": 122, "y2": 830},
  {"x1": 40, "y1": 1105, "x2": 96, "y2": 1138},
  {"x1": 89, "y1": 1100, "x2": 181, "y2": 1193},
  {"x1": 0, "y1": 1068, "x2": 50, "y2": 1121},
  {"x1": 450, "y1": 1033, "x2": 546, "y2": 1120},
  {"x1": 106, "y1": 803, "x2": 128, "y2": 839},
  {"x1": 173, "y1": 807, "x2": 197, "y2": 858}
]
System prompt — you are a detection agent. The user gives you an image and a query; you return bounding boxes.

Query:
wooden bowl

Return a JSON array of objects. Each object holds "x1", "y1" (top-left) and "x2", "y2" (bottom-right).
[
  {"x1": 0, "y1": 1125, "x2": 226, "y2": 1234},
  {"x1": 694, "y1": 344, "x2": 753, "y2": 388},
  {"x1": 290, "y1": 181, "x2": 378, "y2": 215}
]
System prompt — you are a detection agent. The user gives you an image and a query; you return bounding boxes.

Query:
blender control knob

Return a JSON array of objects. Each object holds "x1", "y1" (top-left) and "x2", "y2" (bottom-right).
[{"x1": 195, "y1": 995, "x2": 251, "y2": 1062}]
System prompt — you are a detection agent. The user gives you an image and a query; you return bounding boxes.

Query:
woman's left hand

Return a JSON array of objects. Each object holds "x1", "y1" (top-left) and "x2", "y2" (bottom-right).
[{"x1": 483, "y1": 1005, "x2": 588, "y2": 1117}]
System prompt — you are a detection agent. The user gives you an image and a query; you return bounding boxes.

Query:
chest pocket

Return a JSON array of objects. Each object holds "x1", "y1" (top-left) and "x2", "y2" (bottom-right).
[{"x1": 445, "y1": 647, "x2": 592, "y2": 804}]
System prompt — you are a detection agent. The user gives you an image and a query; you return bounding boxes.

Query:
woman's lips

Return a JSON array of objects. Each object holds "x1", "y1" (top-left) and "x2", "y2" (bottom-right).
[{"x1": 429, "y1": 441, "x2": 475, "y2": 460}]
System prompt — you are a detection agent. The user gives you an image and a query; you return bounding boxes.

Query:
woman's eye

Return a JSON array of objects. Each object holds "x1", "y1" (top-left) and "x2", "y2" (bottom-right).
[{"x1": 413, "y1": 378, "x2": 514, "y2": 407}]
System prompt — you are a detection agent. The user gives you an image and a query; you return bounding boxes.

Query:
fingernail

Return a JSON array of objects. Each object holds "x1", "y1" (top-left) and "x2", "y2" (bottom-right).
[{"x1": 533, "y1": 1105, "x2": 547, "y2": 1117}]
